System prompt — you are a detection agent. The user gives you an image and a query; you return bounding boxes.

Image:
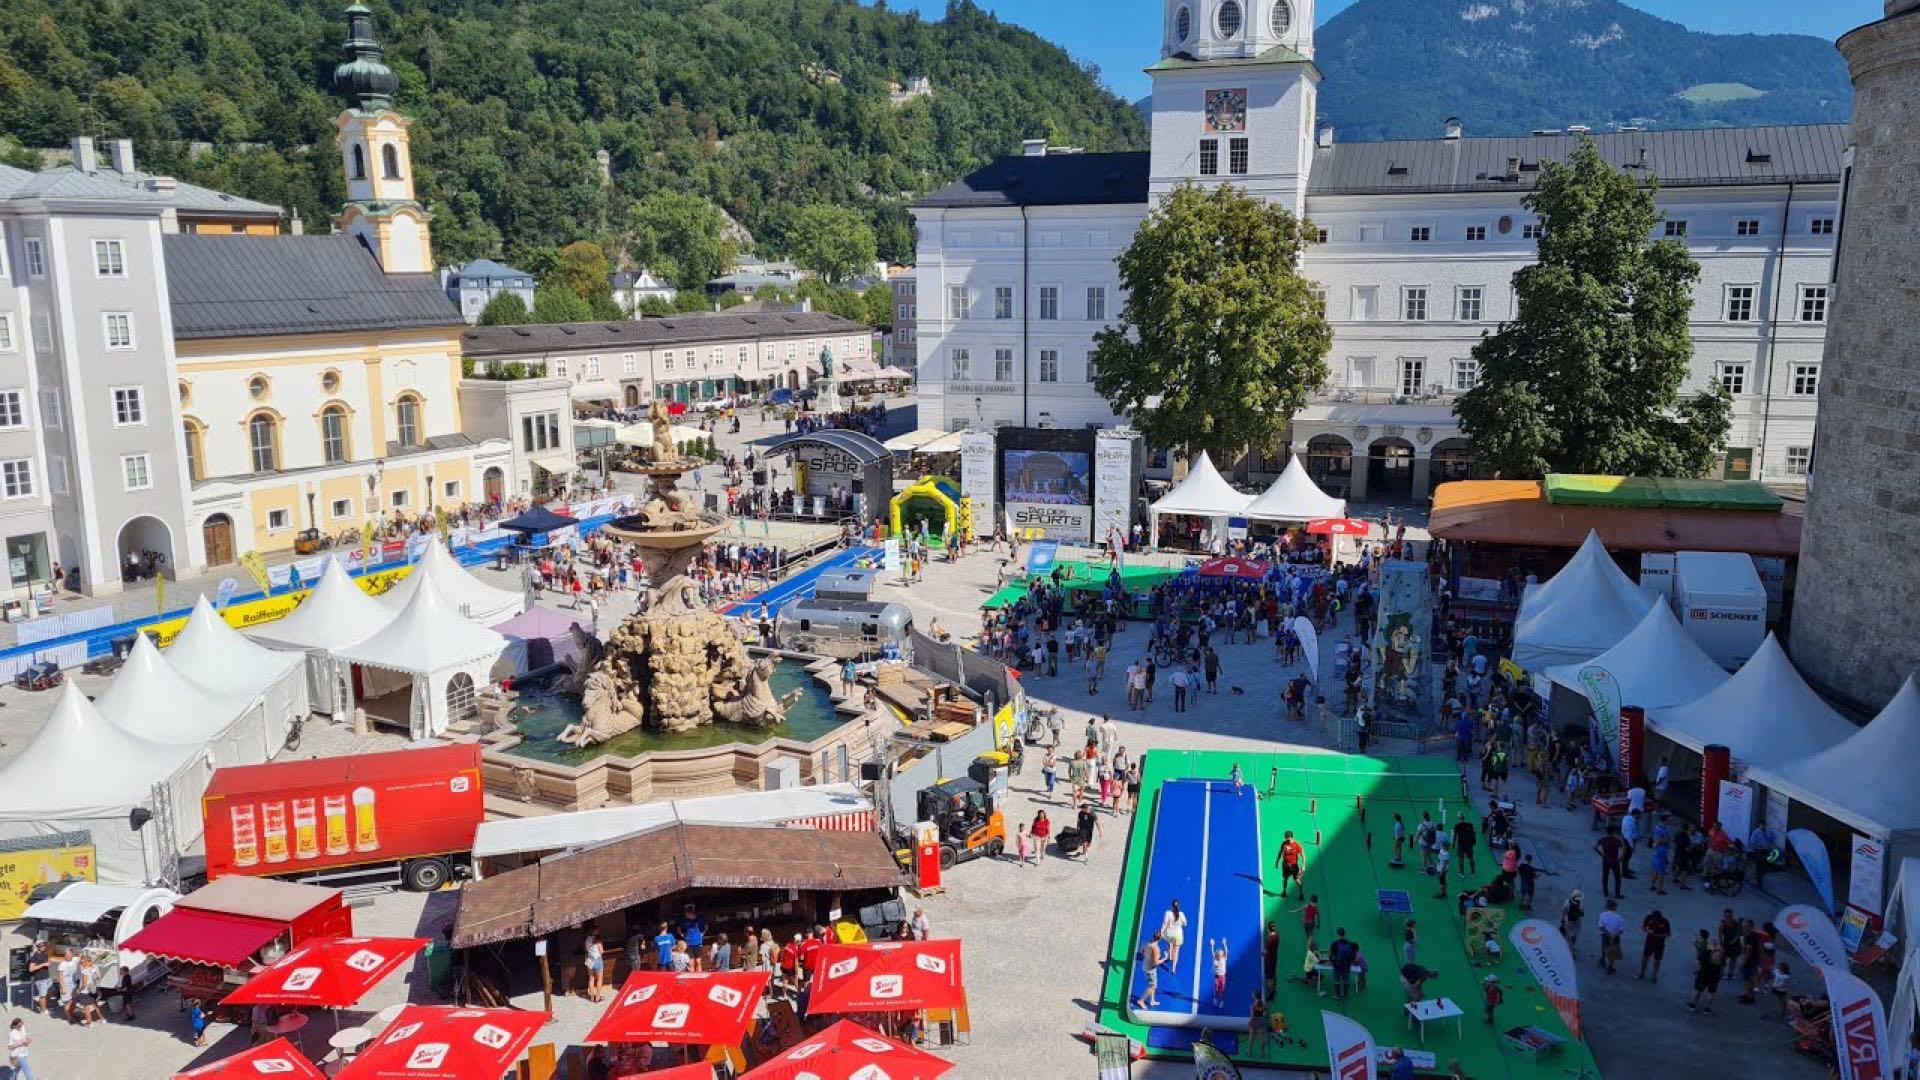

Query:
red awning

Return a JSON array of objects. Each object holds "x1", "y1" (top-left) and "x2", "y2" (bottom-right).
[{"x1": 123, "y1": 908, "x2": 284, "y2": 969}]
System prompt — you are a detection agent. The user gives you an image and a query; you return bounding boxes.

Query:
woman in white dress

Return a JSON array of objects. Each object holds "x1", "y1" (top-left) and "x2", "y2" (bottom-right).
[{"x1": 1161, "y1": 899, "x2": 1189, "y2": 974}]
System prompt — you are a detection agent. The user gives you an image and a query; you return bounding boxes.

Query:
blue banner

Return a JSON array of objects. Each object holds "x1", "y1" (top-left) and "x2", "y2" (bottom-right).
[
  {"x1": 1025, "y1": 539, "x2": 1060, "y2": 576},
  {"x1": 1790, "y1": 828, "x2": 1837, "y2": 914},
  {"x1": 214, "y1": 577, "x2": 238, "y2": 610}
]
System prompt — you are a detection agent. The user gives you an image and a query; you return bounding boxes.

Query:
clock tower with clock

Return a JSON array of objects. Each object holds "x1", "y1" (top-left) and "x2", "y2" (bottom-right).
[{"x1": 1148, "y1": 0, "x2": 1319, "y2": 215}]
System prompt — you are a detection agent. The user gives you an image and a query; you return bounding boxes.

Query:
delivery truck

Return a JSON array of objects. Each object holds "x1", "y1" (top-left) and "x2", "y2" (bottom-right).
[{"x1": 201, "y1": 744, "x2": 485, "y2": 891}]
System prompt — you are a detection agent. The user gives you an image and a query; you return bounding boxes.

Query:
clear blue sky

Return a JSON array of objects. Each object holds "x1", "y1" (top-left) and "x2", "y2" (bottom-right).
[{"x1": 883, "y1": 0, "x2": 1883, "y2": 99}]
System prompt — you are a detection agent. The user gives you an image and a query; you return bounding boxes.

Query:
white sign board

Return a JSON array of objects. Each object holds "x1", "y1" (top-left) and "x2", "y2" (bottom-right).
[
  {"x1": 1850, "y1": 834, "x2": 1887, "y2": 918},
  {"x1": 958, "y1": 431, "x2": 997, "y2": 539},
  {"x1": 1717, "y1": 781, "x2": 1755, "y2": 840},
  {"x1": 1007, "y1": 501, "x2": 1091, "y2": 542},
  {"x1": 1092, "y1": 430, "x2": 1135, "y2": 549},
  {"x1": 796, "y1": 444, "x2": 863, "y2": 497}
]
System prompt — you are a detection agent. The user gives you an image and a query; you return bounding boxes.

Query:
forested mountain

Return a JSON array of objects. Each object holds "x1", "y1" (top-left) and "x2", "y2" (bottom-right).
[
  {"x1": 1316, "y1": 0, "x2": 1853, "y2": 142},
  {"x1": 0, "y1": 0, "x2": 1145, "y2": 269}
]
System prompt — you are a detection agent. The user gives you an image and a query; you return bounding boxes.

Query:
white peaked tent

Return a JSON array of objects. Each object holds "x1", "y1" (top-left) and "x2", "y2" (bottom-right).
[
  {"x1": 1545, "y1": 602, "x2": 1730, "y2": 713},
  {"x1": 335, "y1": 576, "x2": 507, "y2": 740},
  {"x1": 377, "y1": 538, "x2": 524, "y2": 624},
  {"x1": 0, "y1": 684, "x2": 204, "y2": 885},
  {"x1": 1149, "y1": 453, "x2": 1251, "y2": 552},
  {"x1": 95, "y1": 635, "x2": 271, "y2": 777},
  {"x1": 250, "y1": 558, "x2": 396, "y2": 716},
  {"x1": 1510, "y1": 531, "x2": 1658, "y2": 674},
  {"x1": 167, "y1": 596, "x2": 309, "y2": 750},
  {"x1": 1752, "y1": 676, "x2": 1920, "y2": 837},
  {"x1": 1242, "y1": 455, "x2": 1346, "y2": 524},
  {"x1": 1647, "y1": 633, "x2": 1860, "y2": 765}
]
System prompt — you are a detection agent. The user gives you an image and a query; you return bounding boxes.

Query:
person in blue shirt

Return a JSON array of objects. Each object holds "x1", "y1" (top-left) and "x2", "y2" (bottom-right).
[
  {"x1": 653, "y1": 921, "x2": 676, "y2": 970},
  {"x1": 681, "y1": 905, "x2": 706, "y2": 968}
]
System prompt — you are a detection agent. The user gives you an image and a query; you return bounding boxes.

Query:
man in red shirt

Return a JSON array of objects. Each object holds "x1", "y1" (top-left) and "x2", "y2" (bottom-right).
[
  {"x1": 1275, "y1": 831, "x2": 1306, "y2": 897},
  {"x1": 779, "y1": 935, "x2": 802, "y2": 995},
  {"x1": 796, "y1": 927, "x2": 826, "y2": 987}
]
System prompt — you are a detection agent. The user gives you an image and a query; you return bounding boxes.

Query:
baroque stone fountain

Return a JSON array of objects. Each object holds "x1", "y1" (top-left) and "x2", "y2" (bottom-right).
[{"x1": 553, "y1": 402, "x2": 802, "y2": 747}]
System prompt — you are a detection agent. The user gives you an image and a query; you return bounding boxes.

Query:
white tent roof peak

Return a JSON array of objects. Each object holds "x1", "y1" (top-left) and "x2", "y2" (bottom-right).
[
  {"x1": 93, "y1": 633, "x2": 231, "y2": 745},
  {"x1": 1243, "y1": 456, "x2": 1346, "y2": 523},
  {"x1": 249, "y1": 557, "x2": 393, "y2": 652},
  {"x1": 336, "y1": 573, "x2": 507, "y2": 675},
  {"x1": 166, "y1": 596, "x2": 303, "y2": 696},
  {"x1": 1648, "y1": 633, "x2": 1858, "y2": 763},
  {"x1": 377, "y1": 538, "x2": 523, "y2": 622},
  {"x1": 1758, "y1": 675, "x2": 1920, "y2": 834},
  {"x1": 0, "y1": 683, "x2": 197, "y2": 819},
  {"x1": 1510, "y1": 534, "x2": 1658, "y2": 674},
  {"x1": 1546, "y1": 601, "x2": 1729, "y2": 711},
  {"x1": 1151, "y1": 452, "x2": 1252, "y2": 518},
  {"x1": 1526, "y1": 530, "x2": 1646, "y2": 615}
]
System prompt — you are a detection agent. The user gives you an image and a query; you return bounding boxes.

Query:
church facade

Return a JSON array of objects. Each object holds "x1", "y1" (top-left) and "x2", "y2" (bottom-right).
[{"x1": 911, "y1": 0, "x2": 1839, "y2": 499}]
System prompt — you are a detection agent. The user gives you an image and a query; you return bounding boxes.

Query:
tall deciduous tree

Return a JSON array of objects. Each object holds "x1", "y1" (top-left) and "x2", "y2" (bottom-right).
[
  {"x1": 476, "y1": 291, "x2": 531, "y2": 325},
  {"x1": 551, "y1": 240, "x2": 615, "y2": 311},
  {"x1": 1090, "y1": 184, "x2": 1330, "y2": 459},
  {"x1": 1456, "y1": 139, "x2": 1730, "y2": 478},
  {"x1": 624, "y1": 192, "x2": 738, "y2": 292},
  {"x1": 531, "y1": 285, "x2": 593, "y2": 324},
  {"x1": 787, "y1": 203, "x2": 878, "y2": 284}
]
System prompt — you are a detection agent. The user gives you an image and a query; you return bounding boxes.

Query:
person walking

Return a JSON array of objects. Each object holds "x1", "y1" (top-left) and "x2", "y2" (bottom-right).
[
  {"x1": 1687, "y1": 932, "x2": 1724, "y2": 1013},
  {"x1": 1328, "y1": 929, "x2": 1359, "y2": 1001},
  {"x1": 1559, "y1": 891, "x2": 1586, "y2": 959},
  {"x1": 1597, "y1": 900, "x2": 1626, "y2": 975},
  {"x1": 1133, "y1": 933, "x2": 1164, "y2": 1011},
  {"x1": 1170, "y1": 665, "x2": 1189, "y2": 713},
  {"x1": 1016, "y1": 822, "x2": 1032, "y2": 865},
  {"x1": 1596, "y1": 825, "x2": 1627, "y2": 900},
  {"x1": 1041, "y1": 749, "x2": 1058, "y2": 795},
  {"x1": 8, "y1": 1018, "x2": 34, "y2": 1080},
  {"x1": 1638, "y1": 909, "x2": 1672, "y2": 981},
  {"x1": 584, "y1": 929, "x2": 606, "y2": 1002},
  {"x1": 1203, "y1": 646, "x2": 1222, "y2": 694},
  {"x1": 1262, "y1": 921, "x2": 1281, "y2": 1000},
  {"x1": 1452, "y1": 816, "x2": 1477, "y2": 876},
  {"x1": 1481, "y1": 974, "x2": 1504, "y2": 1025},
  {"x1": 1161, "y1": 901, "x2": 1189, "y2": 975},
  {"x1": 1276, "y1": 831, "x2": 1306, "y2": 897},
  {"x1": 1432, "y1": 839, "x2": 1452, "y2": 899}
]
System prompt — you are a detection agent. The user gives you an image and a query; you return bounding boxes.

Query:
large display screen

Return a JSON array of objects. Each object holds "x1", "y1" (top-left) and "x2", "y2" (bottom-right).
[{"x1": 1003, "y1": 448, "x2": 1093, "y2": 541}]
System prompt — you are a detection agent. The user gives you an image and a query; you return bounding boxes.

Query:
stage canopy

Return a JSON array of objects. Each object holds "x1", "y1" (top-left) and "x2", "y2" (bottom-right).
[
  {"x1": 497, "y1": 505, "x2": 580, "y2": 535},
  {"x1": 166, "y1": 596, "x2": 309, "y2": 748},
  {"x1": 250, "y1": 558, "x2": 394, "y2": 653},
  {"x1": 1150, "y1": 453, "x2": 1250, "y2": 551},
  {"x1": 377, "y1": 538, "x2": 523, "y2": 624},
  {"x1": 1749, "y1": 676, "x2": 1920, "y2": 837},
  {"x1": 336, "y1": 577, "x2": 507, "y2": 740},
  {"x1": 1647, "y1": 633, "x2": 1859, "y2": 765},
  {"x1": 1545, "y1": 602, "x2": 1730, "y2": 713},
  {"x1": 1510, "y1": 531, "x2": 1658, "y2": 674},
  {"x1": 1242, "y1": 456, "x2": 1346, "y2": 523}
]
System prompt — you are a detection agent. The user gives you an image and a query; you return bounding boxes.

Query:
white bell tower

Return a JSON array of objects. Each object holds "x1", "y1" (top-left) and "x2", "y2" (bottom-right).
[{"x1": 1150, "y1": 0, "x2": 1320, "y2": 215}]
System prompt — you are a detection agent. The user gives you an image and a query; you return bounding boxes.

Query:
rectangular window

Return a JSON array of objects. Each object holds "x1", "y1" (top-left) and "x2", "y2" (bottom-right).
[
  {"x1": 1785, "y1": 446, "x2": 1812, "y2": 475},
  {"x1": 1451, "y1": 358, "x2": 1480, "y2": 391},
  {"x1": 1, "y1": 459, "x2": 33, "y2": 499},
  {"x1": 93, "y1": 239, "x2": 126, "y2": 278},
  {"x1": 623, "y1": 353, "x2": 637, "y2": 374},
  {"x1": 50, "y1": 458, "x2": 68, "y2": 495},
  {"x1": 0, "y1": 314, "x2": 13, "y2": 352},
  {"x1": 1399, "y1": 357, "x2": 1426, "y2": 396},
  {"x1": 552, "y1": 356, "x2": 569, "y2": 378},
  {"x1": 1664, "y1": 220, "x2": 1688, "y2": 237},
  {"x1": 949, "y1": 348, "x2": 970, "y2": 380},
  {"x1": 1352, "y1": 286, "x2": 1379, "y2": 321},
  {"x1": 391, "y1": 489, "x2": 410, "y2": 509},
  {"x1": 1199, "y1": 139, "x2": 1219, "y2": 176},
  {"x1": 444, "y1": 480, "x2": 461, "y2": 499},
  {"x1": 38, "y1": 390, "x2": 59, "y2": 430},
  {"x1": 1725, "y1": 286, "x2": 1756, "y2": 322},
  {"x1": 24, "y1": 239, "x2": 44, "y2": 278},
  {"x1": 1357, "y1": 224, "x2": 1384, "y2": 243},
  {"x1": 103, "y1": 313, "x2": 134, "y2": 349},
  {"x1": 1465, "y1": 226, "x2": 1487, "y2": 241},
  {"x1": 1457, "y1": 287, "x2": 1483, "y2": 322},
  {"x1": 786, "y1": 343, "x2": 796, "y2": 361},
  {"x1": 1228, "y1": 138, "x2": 1249, "y2": 175},
  {"x1": 330, "y1": 497, "x2": 353, "y2": 520},
  {"x1": 1086, "y1": 350, "x2": 1100, "y2": 382},
  {"x1": 1736, "y1": 219, "x2": 1762, "y2": 237},
  {"x1": 1810, "y1": 217, "x2": 1835, "y2": 236},
  {"x1": 1346, "y1": 356, "x2": 1376, "y2": 389},
  {"x1": 1038, "y1": 350, "x2": 1059, "y2": 382},
  {"x1": 1409, "y1": 226, "x2": 1432, "y2": 242},
  {"x1": 1314, "y1": 227, "x2": 1329, "y2": 244},
  {"x1": 1038, "y1": 287, "x2": 1059, "y2": 320},
  {"x1": 1718, "y1": 362, "x2": 1748, "y2": 395},
  {"x1": 1309, "y1": 285, "x2": 1326, "y2": 313},
  {"x1": 710, "y1": 347, "x2": 723, "y2": 369},
  {"x1": 1800, "y1": 285, "x2": 1829, "y2": 323},
  {"x1": 1523, "y1": 222, "x2": 1543, "y2": 240},
  {"x1": 584, "y1": 355, "x2": 601, "y2": 379},
  {"x1": 111, "y1": 386, "x2": 144, "y2": 426},
  {"x1": 121, "y1": 453, "x2": 152, "y2": 492},
  {"x1": 993, "y1": 348, "x2": 1014, "y2": 382},
  {"x1": 1791, "y1": 363, "x2": 1821, "y2": 396},
  {"x1": 948, "y1": 285, "x2": 968, "y2": 320},
  {"x1": 1403, "y1": 287, "x2": 1428, "y2": 321},
  {"x1": 1086, "y1": 286, "x2": 1107, "y2": 321},
  {"x1": 266, "y1": 508, "x2": 290, "y2": 531},
  {"x1": 737, "y1": 346, "x2": 749, "y2": 366},
  {"x1": 662, "y1": 352, "x2": 674, "y2": 371},
  {"x1": 994, "y1": 286, "x2": 1013, "y2": 320},
  {"x1": 0, "y1": 390, "x2": 21, "y2": 429}
]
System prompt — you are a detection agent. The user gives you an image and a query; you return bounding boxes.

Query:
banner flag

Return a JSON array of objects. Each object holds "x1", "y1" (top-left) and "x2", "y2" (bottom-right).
[
  {"x1": 214, "y1": 577, "x2": 239, "y2": 610},
  {"x1": 1025, "y1": 539, "x2": 1060, "y2": 576},
  {"x1": 1791, "y1": 829, "x2": 1838, "y2": 914},
  {"x1": 238, "y1": 549, "x2": 272, "y2": 595},
  {"x1": 1777, "y1": 905, "x2": 1849, "y2": 973},
  {"x1": 1509, "y1": 918, "x2": 1583, "y2": 1037},
  {"x1": 1291, "y1": 615, "x2": 1320, "y2": 685},
  {"x1": 1192, "y1": 1038, "x2": 1241, "y2": 1080},
  {"x1": 1824, "y1": 966, "x2": 1891, "y2": 1080},
  {"x1": 1322, "y1": 1011, "x2": 1376, "y2": 1080}
]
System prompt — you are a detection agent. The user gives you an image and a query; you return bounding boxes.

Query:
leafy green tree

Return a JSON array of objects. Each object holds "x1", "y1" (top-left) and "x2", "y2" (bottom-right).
[
  {"x1": 718, "y1": 291, "x2": 748, "y2": 310},
  {"x1": 1455, "y1": 139, "x2": 1730, "y2": 478},
  {"x1": 477, "y1": 291, "x2": 531, "y2": 325},
  {"x1": 863, "y1": 282, "x2": 893, "y2": 328},
  {"x1": 638, "y1": 295, "x2": 676, "y2": 317},
  {"x1": 672, "y1": 290, "x2": 713, "y2": 314},
  {"x1": 551, "y1": 240, "x2": 616, "y2": 311},
  {"x1": 531, "y1": 285, "x2": 593, "y2": 324},
  {"x1": 787, "y1": 204, "x2": 878, "y2": 284},
  {"x1": 625, "y1": 192, "x2": 738, "y2": 291},
  {"x1": 1090, "y1": 184, "x2": 1330, "y2": 460}
]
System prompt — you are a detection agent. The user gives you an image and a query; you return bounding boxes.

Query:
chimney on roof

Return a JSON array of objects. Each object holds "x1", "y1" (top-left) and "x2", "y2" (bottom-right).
[
  {"x1": 108, "y1": 138, "x2": 136, "y2": 174},
  {"x1": 1315, "y1": 123, "x2": 1334, "y2": 149},
  {"x1": 289, "y1": 206, "x2": 304, "y2": 236},
  {"x1": 71, "y1": 136, "x2": 97, "y2": 174},
  {"x1": 1021, "y1": 138, "x2": 1048, "y2": 157},
  {"x1": 1443, "y1": 117, "x2": 1462, "y2": 140}
]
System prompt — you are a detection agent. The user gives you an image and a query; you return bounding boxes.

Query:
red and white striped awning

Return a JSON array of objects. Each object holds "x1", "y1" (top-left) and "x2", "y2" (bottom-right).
[{"x1": 781, "y1": 810, "x2": 877, "y2": 833}]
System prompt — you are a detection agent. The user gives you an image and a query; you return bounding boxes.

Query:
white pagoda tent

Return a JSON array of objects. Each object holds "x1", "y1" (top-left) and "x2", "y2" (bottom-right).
[
  {"x1": 1242, "y1": 455, "x2": 1346, "y2": 524},
  {"x1": 1510, "y1": 531, "x2": 1658, "y2": 675},
  {"x1": 335, "y1": 576, "x2": 507, "y2": 740},
  {"x1": 166, "y1": 596, "x2": 309, "y2": 750},
  {"x1": 1750, "y1": 676, "x2": 1920, "y2": 838},
  {"x1": 250, "y1": 558, "x2": 396, "y2": 716},
  {"x1": 0, "y1": 684, "x2": 204, "y2": 885},
  {"x1": 377, "y1": 537, "x2": 523, "y2": 624},
  {"x1": 1647, "y1": 633, "x2": 1860, "y2": 765},
  {"x1": 1545, "y1": 602, "x2": 1730, "y2": 715},
  {"x1": 1149, "y1": 453, "x2": 1251, "y2": 552},
  {"x1": 95, "y1": 634, "x2": 270, "y2": 778}
]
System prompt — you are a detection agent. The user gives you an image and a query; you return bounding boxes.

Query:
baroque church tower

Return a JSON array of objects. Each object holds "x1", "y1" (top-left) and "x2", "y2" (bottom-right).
[
  {"x1": 332, "y1": 3, "x2": 433, "y2": 272},
  {"x1": 1147, "y1": 0, "x2": 1319, "y2": 216}
]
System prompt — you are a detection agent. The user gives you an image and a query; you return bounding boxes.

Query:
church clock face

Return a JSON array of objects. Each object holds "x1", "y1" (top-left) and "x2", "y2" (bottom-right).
[{"x1": 1204, "y1": 88, "x2": 1248, "y2": 133}]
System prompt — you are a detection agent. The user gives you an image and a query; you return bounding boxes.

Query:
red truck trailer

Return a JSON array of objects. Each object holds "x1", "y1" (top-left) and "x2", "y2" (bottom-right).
[{"x1": 202, "y1": 744, "x2": 484, "y2": 891}]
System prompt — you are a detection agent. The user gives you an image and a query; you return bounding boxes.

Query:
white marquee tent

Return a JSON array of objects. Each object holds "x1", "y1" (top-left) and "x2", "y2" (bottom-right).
[
  {"x1": 1647, "y1": 633, "x2": 1860, "y2": 765},
  {"x1": 166, "y1": 596, "x2": 309, "y2": 750},
  {"x1": 1242, "y1": 455, "x2": 1346, "y2": 524},
  {"x1": 1750, "y1": 675, "x2": 1920, "y2": 838},
  {"x1": 251, "y1": 558, "x2": 396, "y2": 715},
  {"x1": 96, "y1": 635, "x2": 270, "y2": 784},
  {"x1": 1510, "y1": 531, "x2": 1659, "y2": 674},
  {"x1": 1149, "y1": 453, "x2": 1251, "y2": 552},
  {"x1": 0, "y1": 683, "x2": 204, "y2": 885},
  {"x1": 1545, "y1": 602, "x2": 1730, "y2": 715},
  {"x1": 335, "y1": 576, "x2": 507, "y2": 740},
  {"x1": 377, "y1": 538, "x2": 524, "y2": 624}
]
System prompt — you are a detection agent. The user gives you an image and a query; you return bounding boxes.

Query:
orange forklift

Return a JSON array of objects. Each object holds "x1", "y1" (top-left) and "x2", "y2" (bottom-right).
[{"x1": 914, "y1": 778, "x2": 1007, "y2": 870}]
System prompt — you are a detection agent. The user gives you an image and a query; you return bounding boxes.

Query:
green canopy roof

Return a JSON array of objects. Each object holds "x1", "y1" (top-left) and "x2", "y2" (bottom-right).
[{"x1": 1542, "y1": 474, "x2": 1784, "y2": 512}]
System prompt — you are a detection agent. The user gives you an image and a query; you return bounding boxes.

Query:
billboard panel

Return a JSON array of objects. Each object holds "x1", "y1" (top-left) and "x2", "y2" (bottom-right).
[{"x1": 1003, "y1": 448, "x2": 1093, "y2": 542}]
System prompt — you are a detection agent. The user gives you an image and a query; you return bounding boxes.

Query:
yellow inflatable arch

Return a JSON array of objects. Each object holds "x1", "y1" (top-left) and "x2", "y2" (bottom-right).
[{"x1": 890, "y1": 475, "x2": 964, "y2": 542}]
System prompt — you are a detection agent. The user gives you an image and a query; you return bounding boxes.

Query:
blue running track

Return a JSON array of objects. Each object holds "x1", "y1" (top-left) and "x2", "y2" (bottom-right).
[
  {"x1": 722, "y1": 545, "x2": 880, "y2": 618},
  {"x1": 1127, "y1": 779, "x2": 1264, "y2": 1029}
]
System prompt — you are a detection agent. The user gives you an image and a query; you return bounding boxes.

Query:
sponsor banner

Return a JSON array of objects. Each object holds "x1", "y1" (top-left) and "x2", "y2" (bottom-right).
[
  {"x1": 1791, "y1": 829, "x2": 1839, "y2": 914},
  {"x1": 0, "y1": 844, "x2": 94, "y2": 921},
  {"x1": 1718, "y1": 781, "x2": 1755, "y2": 840},
  {"x1": 1509, "y1": 918, "x2": 1583, "y2": 1037},
  {"x1": 1193, "y1": 1039, "x2": 1240, "y2": 1079},
  {"x1": 796, "y1": 444, "x2": 865, "y2": 497},
  {"x1": 1322, "y1": 1011, "x2": 1376, "y2": 1080},
  {"x1": 882, "y1": 539, "x2": 901, "y2": 572},
  {"x1": 1025, "y1": 540, "x2": 1061, "y2": 576},
  {"x1": 959, "y1": 431, "x2": 996, "y2": 539},
  {"x1": 238, "y1": 549, "x2": 273, "y2": 594},
  {"x1": 1093, "y1": 431, "x2": 1134, "y2": 553},
  {"x1": 1777, "y1": 905, "x2": 1849, "y2": 972},
  {"x1": 1851, "y1": 835, "x2": 1887, "y2": 919},
  {"x1": 1826, "y1": 967, "x2": 1891, "y2": 1080},
  {"x1": 1008, "y1": 501, "x2": 1091, "y2": 542},
  {"x1": 214, "y1": 577, "x2": 239, "y2": 610},
  {"x1": 1290, "y1": 616, "x2": 1320, "y2": 685},
  {"x1": 1576, "y1": 666, "x2": 1623, "y2": 766}
]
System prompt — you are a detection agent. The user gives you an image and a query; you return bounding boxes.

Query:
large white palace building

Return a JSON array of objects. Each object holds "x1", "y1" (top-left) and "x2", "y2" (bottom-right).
[{"x1": 910, "y1": 0, "x2": 1842, "y2": 500}]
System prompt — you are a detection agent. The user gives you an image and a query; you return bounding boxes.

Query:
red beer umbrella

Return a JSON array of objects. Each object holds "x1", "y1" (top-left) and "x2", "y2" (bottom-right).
[
  {"x1": 740, "y1": 1020, "x2": 953, "y2": 1080},
  {"x1": 1195, "y1": 557, "x2": 1270, "y2": 580},
  {"x1": 174, "y1": 1038, "x2": 325, "y2": 1079},
  {"x1": 1306, "y1": 517, "x2": 1370, "y2": 536},
  {"x1": 806, "y1": 940, "x2": 965, "y2": 1015},
  {"x1": 587, "y1": 970, "x2": 770, "y2": 1046},
  {"x1": 222, "y1": 936, "x2": 429, "y2": 1009},
  {"x1": 337, "y1": 1006, "x2": 547, "y2": 1080},
  {"x1": 624, "y1": 1066, "x2": 716, "y2": 1080}
]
